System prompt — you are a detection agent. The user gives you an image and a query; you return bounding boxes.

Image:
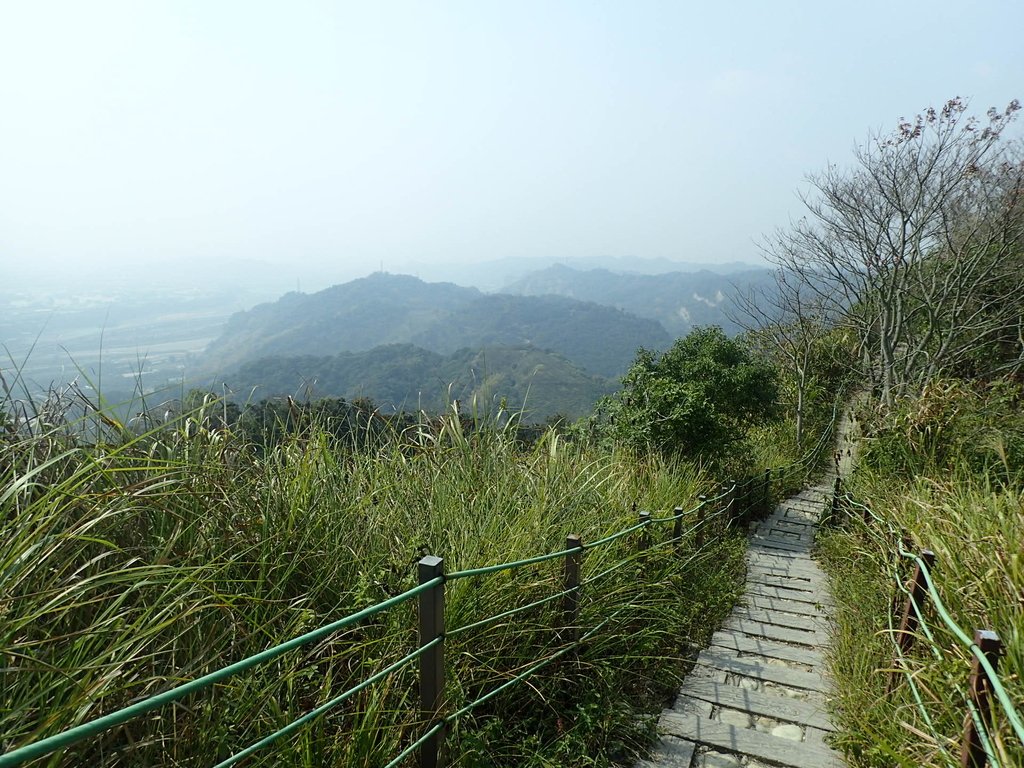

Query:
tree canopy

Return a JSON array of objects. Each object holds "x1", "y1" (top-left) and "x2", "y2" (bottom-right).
[
  {"x1": 764, "y1": 98, "x2": 1024, "y2": 405},
  {"x1": 594, "y1": 327, "x2": 778, "y2": 461}
]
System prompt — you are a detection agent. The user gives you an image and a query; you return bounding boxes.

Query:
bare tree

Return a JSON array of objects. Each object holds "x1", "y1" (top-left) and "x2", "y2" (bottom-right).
[
  {"x1": 732, "y1": 270, "x2": 833, "y2": 448},
  {"x1": 764, "y1": 98, "x2": 1024, "y2": 406}
]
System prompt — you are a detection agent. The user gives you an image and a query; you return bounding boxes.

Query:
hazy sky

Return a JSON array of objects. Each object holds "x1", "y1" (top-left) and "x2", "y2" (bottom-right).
[{"x1": 1, "y1": 1, "x2": 1022, "y2": 289}]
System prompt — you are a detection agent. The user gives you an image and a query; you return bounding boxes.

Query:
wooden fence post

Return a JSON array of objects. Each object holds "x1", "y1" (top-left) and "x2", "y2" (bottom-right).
[
  {"x1": 638, "y1": 511, "x2": 651, "y2": 553},
  {"x1": 727, "y1": 480, "x2": 737, "y2": 526},
  {"x1": 829, "y1": 475, "x2": 842, "y2": 525},
  {"x1": 762, "y1": 469, "x2": 771, "y2": 517},
  {"x1": 960, "y1": 630, "x2": 1002, "y2": 768},
  {"x1": 562, "y1": 535, "x2": 583, "y2": 643},
  {"x1": 695, "y1": 495, "x2": 707, "y2": 550},
  {"x1": 418, "y1": 555, "x2": 445, "y2": 768},
  {"x1": 672, "y1": 507, "x2": 683, "y2": 553}
]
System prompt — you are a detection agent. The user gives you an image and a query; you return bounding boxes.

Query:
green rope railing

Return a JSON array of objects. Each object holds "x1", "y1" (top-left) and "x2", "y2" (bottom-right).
[
  {"x1": 213, "y1": 636, "x2": 443, "y2": 768},
  {"x1": 446, "y1": 544, "x2": 584, "y2": 580},
  {"x1": 907, "y1": 552, "x2": 1024, "y2": 746},
  {"x1": 834, "y1": 491, "x2": 1024, "y2": 764},
  {"x1": 0, "y1": 576, "x2": 442, "y2": 768}
]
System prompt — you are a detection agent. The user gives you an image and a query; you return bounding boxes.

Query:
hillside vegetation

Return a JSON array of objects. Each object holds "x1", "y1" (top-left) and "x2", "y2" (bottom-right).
[
  {"x1": 1, "y1": 377, "x2": 804, "y2": 766},
  {"x1": 223, "y1": 344, "x2": 616, "y2": 423},
  {"x1": 818, "y1": 381, "x2": 1024, "y2": 767},
  {"x1": 199, "y1": 273, "x2": 671, "y2": 379}
]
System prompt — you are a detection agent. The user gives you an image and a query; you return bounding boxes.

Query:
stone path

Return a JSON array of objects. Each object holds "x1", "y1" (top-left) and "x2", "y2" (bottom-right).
[{"x1": 637, "y1": 480, "x2": 846, "y2": 768}]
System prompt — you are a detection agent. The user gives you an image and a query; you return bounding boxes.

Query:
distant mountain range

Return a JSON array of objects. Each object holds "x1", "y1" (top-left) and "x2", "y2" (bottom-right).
[
  {"x1": 198, "y1": 265, "x2": 775, "y2": 421},
  {"x1": 199, "y1": 272, "x2": 671, "y2": 379},
  {"x1": 502, "y1": 264, "x2": 775, "y2": 337},
  {"x1": 398, "y1": 255, "x2": 767, "y2": 291}
]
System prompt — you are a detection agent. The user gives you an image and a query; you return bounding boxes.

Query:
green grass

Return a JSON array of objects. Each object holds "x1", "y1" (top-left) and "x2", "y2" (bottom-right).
[
  {"x1": 0, "y1": 392, "x2": 760, "y2": 767},
  {"x1": 818, "y1": 422, "x2": 1024, "y2": 766}
]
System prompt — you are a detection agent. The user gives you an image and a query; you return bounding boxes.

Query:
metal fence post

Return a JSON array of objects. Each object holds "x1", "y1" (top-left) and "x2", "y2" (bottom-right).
[
  {"x1": 562, "y1": 535, "x2": 583, "y2": 643},
  {"x1": 671, "y1": 506, "x2": 683, "y2": 553},
  {"x1": 889, "y1": 549, "x2": 936, "y2": 693},
  {"x1": 960, "y1": 630, "x2": 1002, "y2": 768},
  {"x1": 896, "y1": 550, "x2": 935, "y2": 654},
  {"x1": 418, "y1": 555, "x2": 445, "y2": 768}
]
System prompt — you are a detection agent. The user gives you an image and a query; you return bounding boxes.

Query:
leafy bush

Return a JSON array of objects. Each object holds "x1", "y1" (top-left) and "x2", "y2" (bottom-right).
[{"x1": 589, "y1": 327, "x2": 779, "y2": 469}]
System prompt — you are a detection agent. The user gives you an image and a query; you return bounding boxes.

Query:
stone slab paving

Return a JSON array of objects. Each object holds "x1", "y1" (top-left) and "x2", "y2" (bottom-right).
[{"x1": 636, "y1": 474, "x2": 846, "y2": 767}]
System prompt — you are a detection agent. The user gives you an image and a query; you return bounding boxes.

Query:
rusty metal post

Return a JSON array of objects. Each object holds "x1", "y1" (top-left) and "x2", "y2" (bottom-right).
[
  {"x1": 672, "y1": 506, "x2": 683, "y2": 553},
  {"x1": 418, "y1": 555, "x2": 445, "y2": 768},
  {"x1": 896, "y1": 550, "x2": 936, "y2": 654},
  {"x1": 960, "y1": 630, "x2": 1002, "y2": 768},
  {"x1": 562, "y1": 535, "x2": 583, "y2": 643},
  {"x1": 889, "y1": 550, "x2": 936, "y2": 693}
]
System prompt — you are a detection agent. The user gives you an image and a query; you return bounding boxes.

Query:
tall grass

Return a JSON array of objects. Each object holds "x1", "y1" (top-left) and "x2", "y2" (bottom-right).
[
  {"x1": 1, "y1": 392, "x2": 750, "y2": 767},
  {"x1": 818, "y1": 384, "x2": 1024, "y2": 767}
]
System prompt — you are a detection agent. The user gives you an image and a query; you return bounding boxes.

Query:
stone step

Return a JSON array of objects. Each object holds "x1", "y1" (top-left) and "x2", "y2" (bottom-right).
[
  {"x1": 748, "y1": 550, "x2": 817, "y2": 566},
  {"x1": 745, "y1": 583, "x2": 833, "y2": 608},
  {"x1": 742, "y1": 594, "x2": 828, "y2": 617},
  {"x1": 723, "y1": 617, "x2": 826, "y2": 647},
  {"x1": 730, "y1": 606, "x2": 828, "y2": 633},
  {"x1": 746, "y1": 560, "x2": 820, "y2": 579},
  {"x1": 658, "y1": 713, "x2": 843, "y2": 768},
  {"x1": 746, "y1": 561, "x2": 823, "y2": 580},
  {"x1": 780, "y1": 507, "x2": 820, "y2": 520},
  {"x1": 745, "y1": 574, "x2": 825, "y2": 594},
  {"x1": 749, "y1": 538, "x2": 813, "y2": 554},
  {"x1": 676, "y1": 678, "x2": 835, "y2": 731},
  {"x1": 757, "y1": 528, "x2": 811, "y2": 536},
  {"x1": 756, "y1": 528, "x2": 814, "y2": 542},
  {"x1": 779, "y1": 505, "x2": 823, "y2": 516},
  {"x1": 745, "y1": 572, "x2": 826, "y2": 597},
  {"x1": 634, "y1": 734, "x2": 696, "y2": 767},
  {"x1": 765, "y1": 517, "x2": 816, "y2": 529},
  {"x1": 708, "y1": 633, "x2": 826, "y2": 670}
]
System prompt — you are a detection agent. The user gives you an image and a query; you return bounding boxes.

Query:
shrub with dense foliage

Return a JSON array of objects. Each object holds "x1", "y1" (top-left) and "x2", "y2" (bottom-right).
[{"x1": 590, "y1": 327, "x2": 779, "y2": 467}]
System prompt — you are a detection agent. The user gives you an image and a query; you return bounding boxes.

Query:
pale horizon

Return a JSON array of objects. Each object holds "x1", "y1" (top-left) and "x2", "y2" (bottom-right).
[{"x1": 2, "y1": 1, "x2": 1022, "y2": 295}]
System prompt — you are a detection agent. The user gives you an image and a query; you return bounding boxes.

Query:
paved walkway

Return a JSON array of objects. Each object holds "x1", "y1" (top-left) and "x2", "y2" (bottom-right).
[{"x1": 637, "y1": 477, "x2": 846, "y2": 768}]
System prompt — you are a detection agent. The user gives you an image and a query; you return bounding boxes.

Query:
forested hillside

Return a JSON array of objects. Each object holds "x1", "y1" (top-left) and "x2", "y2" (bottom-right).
[
  {"x1": 224, "y1": 344, "x2": 616, "y2": 421},
  {"x1": 199, "y1": 273, "x2": 671, "y2": 379}
]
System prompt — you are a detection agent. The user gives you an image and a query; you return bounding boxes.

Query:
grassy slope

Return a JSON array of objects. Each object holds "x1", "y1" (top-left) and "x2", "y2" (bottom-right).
[
  {"x1": 817, "y1": 387, "x2": 1024, "y2": 767},
  {"x1": 1, "y1": 408, "x2": 752, "y2": 767}
]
